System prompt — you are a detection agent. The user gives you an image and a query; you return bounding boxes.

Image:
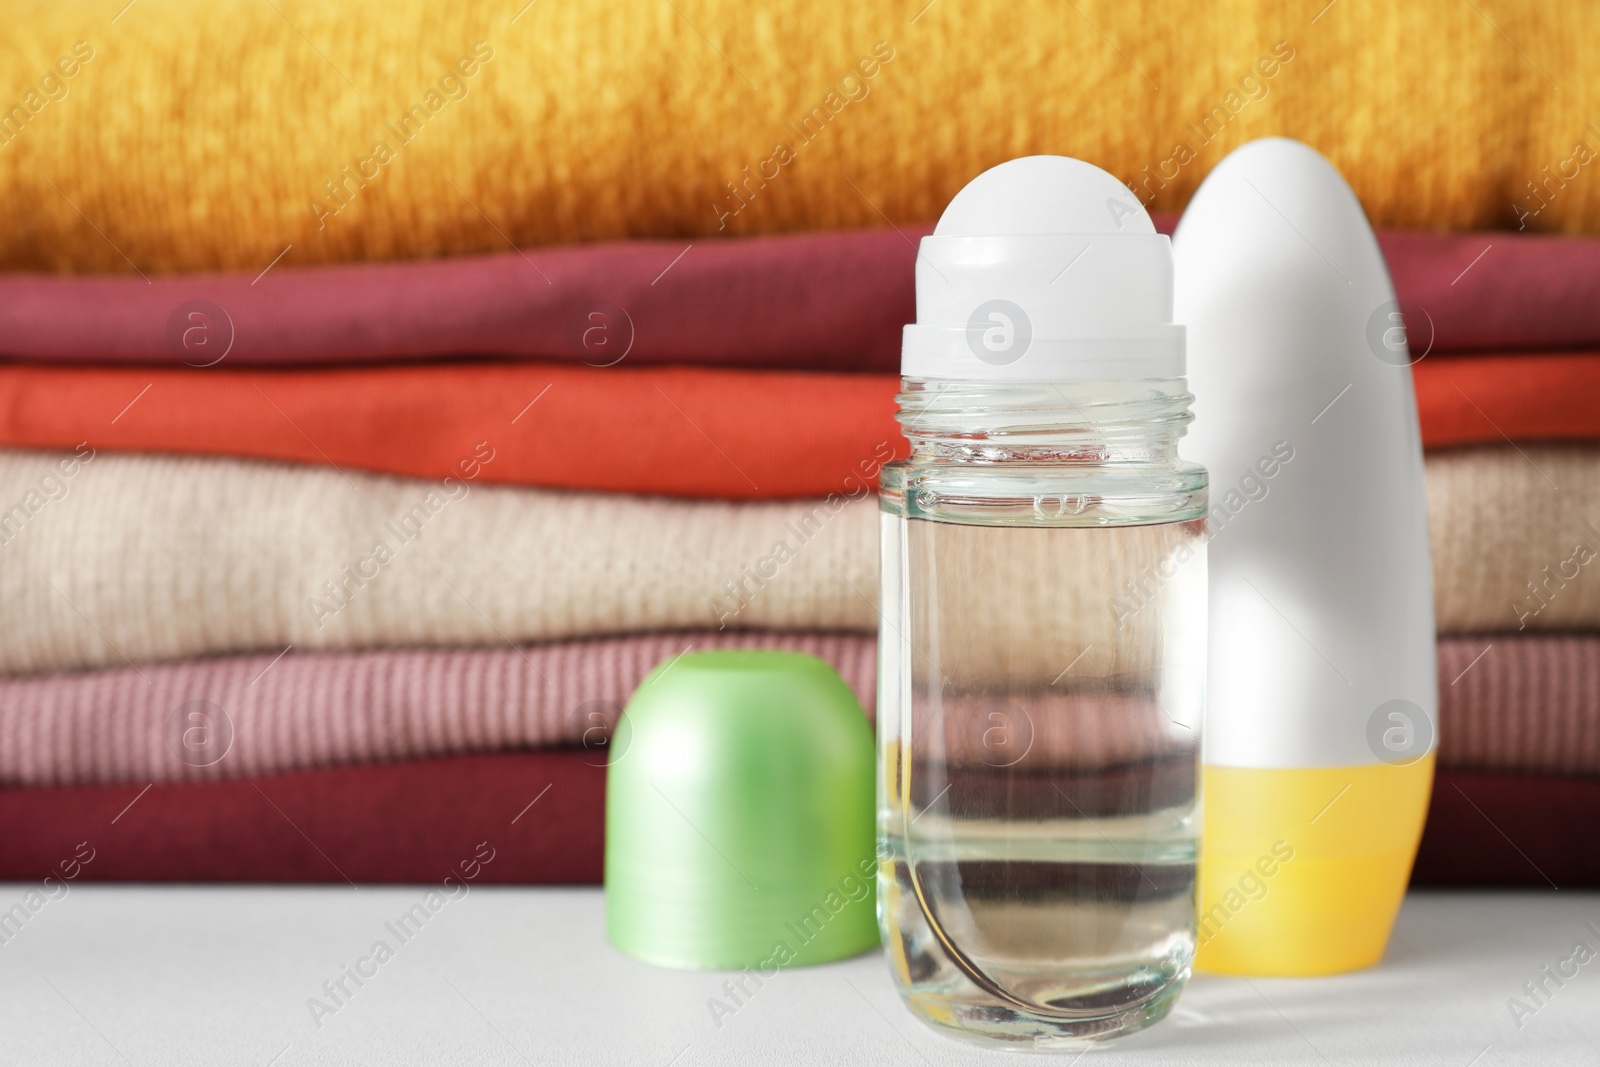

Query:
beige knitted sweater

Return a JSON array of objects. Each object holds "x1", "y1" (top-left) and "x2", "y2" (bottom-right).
[{"x1": 0, "y1": 445, "x2": 1590, "y2": 675}]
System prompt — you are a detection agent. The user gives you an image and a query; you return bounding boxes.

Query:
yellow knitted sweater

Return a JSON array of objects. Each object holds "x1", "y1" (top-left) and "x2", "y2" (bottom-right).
[{"x1": 2, "y1": 0, "x2": 1596, "y2": 273}]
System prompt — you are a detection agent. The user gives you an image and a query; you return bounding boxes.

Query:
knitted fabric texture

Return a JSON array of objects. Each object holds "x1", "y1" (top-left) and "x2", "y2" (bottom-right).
[
  {"x1": 0, "y1": 450, "x2": 877, "y2": 675},
  {"x1": 4, "y1": 755, "x2": 1594, "y2": 886},
  {"x1": 0, "y1": 632, "x2": 878, "y2": 785},
  {"x1": 1427, "y1": 446, "x2": 1600, "y2": 633},
  {"x1": 0, "y1": 634, "x2": 1591, "y2": 787},
  {"x1": 1436, "y1": 635, "x2": 1600, "y2": 778},
  {"x1": 0, "y1": 446, "x2": 1596, "y2": 675},
  {"x1": 0, "y1": 750, "x2": 609, "y2": 885},
  {"x1": 2, "y1": 0, "x2": 1597, "y2": 272}
]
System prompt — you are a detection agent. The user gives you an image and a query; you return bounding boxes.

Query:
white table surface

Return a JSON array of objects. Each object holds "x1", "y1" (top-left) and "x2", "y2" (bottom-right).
[{"x1": 0, "y1": 886, "x2": 1594, "y2": 1065}]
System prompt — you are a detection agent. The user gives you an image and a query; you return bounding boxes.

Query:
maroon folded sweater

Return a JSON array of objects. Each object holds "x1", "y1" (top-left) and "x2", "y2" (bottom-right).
[
  {"x1": 3, "y1": 223, "x2": 1596, "y2": 370},
  {"x1": 0, "y1": 751, "x2": 1586, "y2": 888}
]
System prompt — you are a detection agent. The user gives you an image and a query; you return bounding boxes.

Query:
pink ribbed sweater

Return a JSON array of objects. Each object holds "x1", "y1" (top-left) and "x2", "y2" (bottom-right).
[{"x1": 1, "y1": 632, "x2": 1593, "y2": 786}]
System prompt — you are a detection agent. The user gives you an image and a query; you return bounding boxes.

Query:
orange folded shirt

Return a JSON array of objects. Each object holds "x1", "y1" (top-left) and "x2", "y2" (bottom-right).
[
  {"x1": 0, "y1": 354, "x2": 1590, "y2": 499},
  {"x1": 1410, "y1": 353, "x2": 1600, "y2": 449},
  {"x1": 0, "y1": 362, "x2": 902, "y2": 500}
]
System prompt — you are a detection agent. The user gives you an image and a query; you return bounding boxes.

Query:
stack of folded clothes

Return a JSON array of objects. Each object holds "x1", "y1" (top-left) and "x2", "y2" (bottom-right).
[
  {"x1": 2, "y1": 0, "x2": 1596, "y2": 888},
  {"x1": 2, "y1": 224, "x2": 1597, "y2": 888}
]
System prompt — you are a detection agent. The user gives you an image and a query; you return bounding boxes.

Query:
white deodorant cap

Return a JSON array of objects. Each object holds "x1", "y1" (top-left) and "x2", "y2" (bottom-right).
[{"x1": 902, "y1": 155, "x2": 1185, "y2": 380}]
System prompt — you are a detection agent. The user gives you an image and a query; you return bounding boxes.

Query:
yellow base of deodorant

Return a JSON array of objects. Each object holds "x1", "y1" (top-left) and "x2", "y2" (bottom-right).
[{"x1": 1196, "y1": 754, "x2": 1435, "y2": 976}]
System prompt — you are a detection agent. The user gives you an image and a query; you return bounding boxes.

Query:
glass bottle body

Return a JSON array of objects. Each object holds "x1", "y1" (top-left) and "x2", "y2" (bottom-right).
[{"x1": 877, "y1": 378, "x2": 1208, "y2": 1048}]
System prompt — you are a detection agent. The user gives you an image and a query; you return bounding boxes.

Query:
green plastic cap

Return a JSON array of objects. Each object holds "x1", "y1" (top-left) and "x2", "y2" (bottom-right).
[{"x1": 604, "y1": 650, "x2": 879, "y2": 970}]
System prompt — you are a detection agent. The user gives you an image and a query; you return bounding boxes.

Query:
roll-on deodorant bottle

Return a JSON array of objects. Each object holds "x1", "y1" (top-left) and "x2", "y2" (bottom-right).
[
  {"x1": 877, "y1": 156, "x2": 1207, "y2": 1047},
  {"x1": 1174, "y1": 138, "x2": 1436, "y2": 977}
]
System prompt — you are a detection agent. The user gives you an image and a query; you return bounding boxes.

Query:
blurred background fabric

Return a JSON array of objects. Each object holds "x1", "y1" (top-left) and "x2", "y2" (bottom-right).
[
  {"x1": 2, "y1": 0, "x2": 1599, "y2": 272},
  {"x1": 1, "y1": 0, "x2": 1597, "y2": 890}
]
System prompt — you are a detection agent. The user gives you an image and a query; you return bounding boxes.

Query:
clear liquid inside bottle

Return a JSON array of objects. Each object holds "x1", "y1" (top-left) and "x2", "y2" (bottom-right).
[{"x1": 877, "y1": 378, "x2": 1207, "y2": 1048}]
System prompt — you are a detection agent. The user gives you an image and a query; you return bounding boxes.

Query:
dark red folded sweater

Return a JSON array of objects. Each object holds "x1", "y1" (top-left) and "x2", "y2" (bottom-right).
[
  {"x1": 0, "y1": 750, "x2": 1588, "y2": 888},
  {"x1": 0, "y1": 751, "x2": 606, "y2": 885}
]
